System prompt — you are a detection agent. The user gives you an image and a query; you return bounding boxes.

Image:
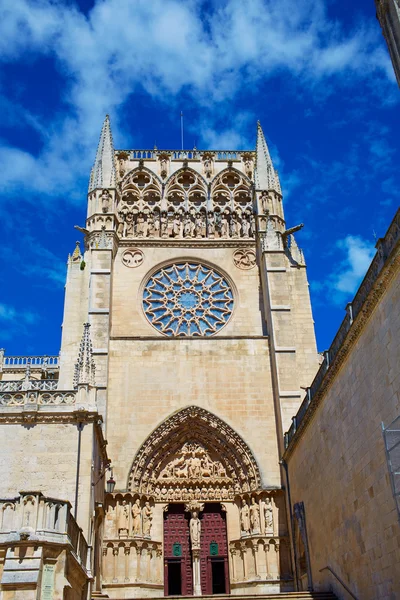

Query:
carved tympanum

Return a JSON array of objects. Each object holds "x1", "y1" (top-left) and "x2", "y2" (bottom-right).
[{"x1": 128, "y1": 406, "x2": 261, "y2": 500}]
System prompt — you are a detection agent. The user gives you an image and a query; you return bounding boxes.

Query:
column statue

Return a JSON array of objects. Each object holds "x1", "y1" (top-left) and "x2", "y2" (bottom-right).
[
  {"x1": 240, "y1": 498, "x2": 250, "y2": 535},
  {"x1": 250, "y1": 496, "x2": 260, "y2": 534},
  {"x1": 189, "y1": 510, "x2": 201, "y2": 550},
  {"x1": 132, "y1": 498, "x2": 141, "y2": 535},
  {"x1": 118, "y1": 500, "x2": 129, "y2": 537},
  {"x1": 142, "y1": 502, "x2": 153, "y2": 537}
]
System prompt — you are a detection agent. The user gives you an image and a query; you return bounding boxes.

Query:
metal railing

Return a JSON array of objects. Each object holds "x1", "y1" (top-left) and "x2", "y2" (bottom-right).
[
  {"x1": 285, "y1": 208, "x2": 400, "y2": 449},
  {"x1": 320, "y1": 566, "x2": 359, "y2": 600}
]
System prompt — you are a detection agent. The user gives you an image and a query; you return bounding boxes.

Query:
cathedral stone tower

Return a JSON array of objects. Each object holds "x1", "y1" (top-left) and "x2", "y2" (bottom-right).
[
  {"x1": 375, "y1": 0, "x2": 400, "y2": 86},
  {"x1": 57, "y1": 116, "x2": 320, "y2": 597}
]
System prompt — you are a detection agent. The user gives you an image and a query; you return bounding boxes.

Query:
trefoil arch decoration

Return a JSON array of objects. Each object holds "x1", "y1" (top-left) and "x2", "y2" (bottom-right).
[{"x1": 127, "y1": 406, "x2": 261, "y2": 502}]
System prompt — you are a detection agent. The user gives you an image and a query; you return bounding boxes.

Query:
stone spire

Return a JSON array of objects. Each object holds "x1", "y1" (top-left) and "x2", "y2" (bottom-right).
[
  {"x1": 254, "y1": 121, "x2": 281, "y2": 194},
  {"x1": 89, "y1": 115, "x2": 116, "y2": 192},
  {"x1": 73, "y1": 323, "x2": 96, "y2": 387}
]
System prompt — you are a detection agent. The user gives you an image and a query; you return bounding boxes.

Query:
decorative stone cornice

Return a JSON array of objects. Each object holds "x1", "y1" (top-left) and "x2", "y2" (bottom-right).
[
  {"x1": 118, "y1": 238, "x2": 256, "y2": 249},
  {"x1": 0, "y1": 410, "x2": 102, "y2": 425}
]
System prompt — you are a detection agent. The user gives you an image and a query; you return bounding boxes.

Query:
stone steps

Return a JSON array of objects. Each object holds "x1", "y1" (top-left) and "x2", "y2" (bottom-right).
[{"x1": 93, "y1": 593, "x2": 338, "y2": 600}]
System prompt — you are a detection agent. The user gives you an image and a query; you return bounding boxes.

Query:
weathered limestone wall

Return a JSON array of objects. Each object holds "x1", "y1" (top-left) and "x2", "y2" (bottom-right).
[
  {"x1": 107, "y1": 337, "x2": 279, "y2": 489},
  {"x1": 287, "y1": 269, "x2": 400, "y2": 599},
  {"x1": 0, "y1": 422, "x2": 95, "y2": 536}
]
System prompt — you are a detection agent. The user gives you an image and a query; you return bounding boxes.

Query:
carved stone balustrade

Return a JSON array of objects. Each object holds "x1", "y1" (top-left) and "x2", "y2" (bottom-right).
[
  {"x1": 0, "y1": 386, "x2": 98, "y2": 424},
  {"x1": 0, "y1": 492, "x2": 90, "y2": 594},
  {"x1": 0, "y1": 379, "x2": 58, "y2": 392}
]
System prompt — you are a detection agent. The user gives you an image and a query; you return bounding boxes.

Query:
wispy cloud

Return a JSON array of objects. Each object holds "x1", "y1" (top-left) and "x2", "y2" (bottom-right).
[
  {"x1": 0, "y1": 302, "x2": 39, "y2": 342},
  {"x1": 311, "y1": 235, "x2": 376, "y2": 306},
  {"x1": 0, "y1": 0, "x2": 395, "y2": 200}
]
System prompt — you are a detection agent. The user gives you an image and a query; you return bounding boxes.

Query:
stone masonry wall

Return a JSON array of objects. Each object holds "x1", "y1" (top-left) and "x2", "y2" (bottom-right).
[{"x1": 287, "y1": 268, "x2": 400, "y2": 599}]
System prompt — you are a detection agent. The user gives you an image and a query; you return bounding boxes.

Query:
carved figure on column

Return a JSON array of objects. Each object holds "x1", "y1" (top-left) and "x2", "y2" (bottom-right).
[
  {"x1": 184, "y1": 214, "x2": 192, "y2": 238},
  {"x1": 161, "y1": 212, "x2": 168, "y2": 237},
  {"x1": 221, "y1": 212, "x2": 230, "y2": 237},
  {"x1": 151, "y1": 211, "x2": 160, "y2": 237},
  {"x1": 142, "y1": 502, "x2": 153, "y2": 537},
  {"x1": 264, "y1": 498, "x2": 274, "y2": 534},
  {"x1": 260, "y1": 191, "x2": 268, "y2": 213},
  {"x1": 208, "y1": 211, "x2": 215, "y2": 236},
  {"x1": 101, "y1": 190, "x2": 111, "y2": 213},
  {"x1": 173, "y1": 213, "x2": 182, "y2": 238},
  {"x1": 250, "y1": 497, "x2": 260, "y2": 534},
  {"x1": 125, "y1": 212, "x2": 134, "y2": 237},
  {"x1": 118, "y1": 500, "x2": 129, "y2": 537},
  {"x1": 240, "y1": 498, "x2": 250, "y2": 535},
  {"x1": 132, "y1": 499, "x2": 141, "y2": 535},
  {"x1": 242, "y1": 213, "x2": 250, "y2": 237},
  {"x1": 136, "y1": 212, "x2": 145, "y2": 237},
  {"x1": 189, "y1": 511, "x2": 201, "y2": 550}
]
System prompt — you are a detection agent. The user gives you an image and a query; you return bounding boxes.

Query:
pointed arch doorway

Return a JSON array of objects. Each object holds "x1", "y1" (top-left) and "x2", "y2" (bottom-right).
[{"x1": 128, "y1": 406, "x2": 261, "y2": 596}]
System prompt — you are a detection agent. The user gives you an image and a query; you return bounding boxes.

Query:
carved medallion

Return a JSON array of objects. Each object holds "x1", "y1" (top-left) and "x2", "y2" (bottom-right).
[
  {"x1": 122, "y1": 248, "x2": 144, "y2": 268},
  {"x1": 233, "y1": 248, "x2": 256, "y2": 270}
]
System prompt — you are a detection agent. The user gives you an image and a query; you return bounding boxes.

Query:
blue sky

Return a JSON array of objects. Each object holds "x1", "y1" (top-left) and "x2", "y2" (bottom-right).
[{"x1": 0, "y1": 0, "x2": 399, "y2": 356}]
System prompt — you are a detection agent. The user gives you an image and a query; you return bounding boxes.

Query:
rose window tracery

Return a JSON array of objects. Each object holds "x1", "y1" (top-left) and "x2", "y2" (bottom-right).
[{"x1": 143, "y1": 262, "x2": 234, "y2": 336}]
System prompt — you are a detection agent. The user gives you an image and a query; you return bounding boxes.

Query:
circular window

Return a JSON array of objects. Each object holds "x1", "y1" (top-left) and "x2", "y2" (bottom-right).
[{"x1": 143, "y1": 262, "x2": 234, "y2": 336}]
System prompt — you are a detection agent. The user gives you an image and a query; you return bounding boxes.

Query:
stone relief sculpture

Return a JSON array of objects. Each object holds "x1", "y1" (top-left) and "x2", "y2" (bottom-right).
[
  {"x1": 116, "y1": 166, "x2": 256, "y2": 239},
  {"x1": 264, "y1": 498, "x2": 274, "y2": 534},
  {"x1": 250, "y1": 497, "x2": 260, "y2": 534},
  {"x1": 129, "y1": 406, "x2": 261, "y2": 497},
  {"x1": 101, "y1": 190, "x2": 111, "y2": 213},
  {"x1": 131, "y1": 499, "x2": 141, "y2": 535},
  {"x1": 142, "y1": 501, "x2": 153, "y2": 537},
  {"x1": 240, "y1": 499, "x2": 250, "y2": 535},
  {"x1": 118, "y1": 500, "x2": 129, "y2": 537},
  {"x1": 189, "y1": 511, "x2": 201, "y2": 550}
]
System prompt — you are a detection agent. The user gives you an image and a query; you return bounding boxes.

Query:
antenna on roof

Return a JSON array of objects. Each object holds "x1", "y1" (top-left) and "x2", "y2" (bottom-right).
[{"x1": 180, "y1": 111, "x2": 184, "y2": 150}]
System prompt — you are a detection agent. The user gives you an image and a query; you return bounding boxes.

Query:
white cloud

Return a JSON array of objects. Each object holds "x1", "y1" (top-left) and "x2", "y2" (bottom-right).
[
  {"x1": 0, "y1": 0, "x2": 395, "y2": 200},
  {"x1": 311, "y1": 235, "x2": 376, "y2": 306},
  {"x1": 0, "y1": 303, "x2": 38, "y2": 325},
  {"x1": 334, "y1": 236, "x2": 376, "y2": 294}
]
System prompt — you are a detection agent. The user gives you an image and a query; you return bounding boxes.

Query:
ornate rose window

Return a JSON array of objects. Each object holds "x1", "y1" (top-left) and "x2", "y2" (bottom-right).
[{"x1": 143, "y1": 262, "x2": 234, "y2": 336}]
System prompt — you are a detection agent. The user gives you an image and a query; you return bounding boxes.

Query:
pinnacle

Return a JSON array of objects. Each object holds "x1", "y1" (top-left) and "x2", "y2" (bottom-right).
[
  {"x1": 89, "y1": 114, "x2": 116, "y2": 192},
  {"x1": 254, "y1": 121, "x2": 281, "y2": 194}
]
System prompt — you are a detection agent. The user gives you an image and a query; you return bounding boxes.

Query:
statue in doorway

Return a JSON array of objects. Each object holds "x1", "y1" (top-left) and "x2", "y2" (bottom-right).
[
  {"x1": 264, "y1": 498, "x2": 274, "y2": 534},
  {"x1": 250, "y1": 497, "x2": 260, "y2": 533},
  {"x1": 142, "y1": 501, "x2": 153, "y2": 537},
  {"x1": 240, "y1": 498, "x2": 250, "y2": 535},
  {"x1": 189, "y1": 511, "x2": 201, "y2": 550},
  {"x1": 118, "y1": 500, "x2": 129, "y2": 537},
  {"x1": 132, "y1": 498, "x2": 141, "y2": 535}
]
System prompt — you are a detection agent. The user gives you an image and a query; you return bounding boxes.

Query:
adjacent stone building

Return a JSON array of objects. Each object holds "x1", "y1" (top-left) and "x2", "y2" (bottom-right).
[
  {"x1": 284, "y1": 208, "x2": 400, "y2": 600},
  {"x1": 375, "y1": 0, "x2": 400, "y2": 86}
]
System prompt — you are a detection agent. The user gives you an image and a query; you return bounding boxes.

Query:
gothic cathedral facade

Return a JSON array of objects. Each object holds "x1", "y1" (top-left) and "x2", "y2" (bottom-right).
[{"x1": 0, "y1": 117, "x2": 320, "y2": 599}]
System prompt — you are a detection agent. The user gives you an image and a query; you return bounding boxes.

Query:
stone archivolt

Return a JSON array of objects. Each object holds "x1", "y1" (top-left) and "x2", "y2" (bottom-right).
[
  {"x1": 116, "y1": 166, "x2": 256, "y2": 240},
  {"x1": 128, "y1": 406, "x2": 261, "y2": 500}
]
